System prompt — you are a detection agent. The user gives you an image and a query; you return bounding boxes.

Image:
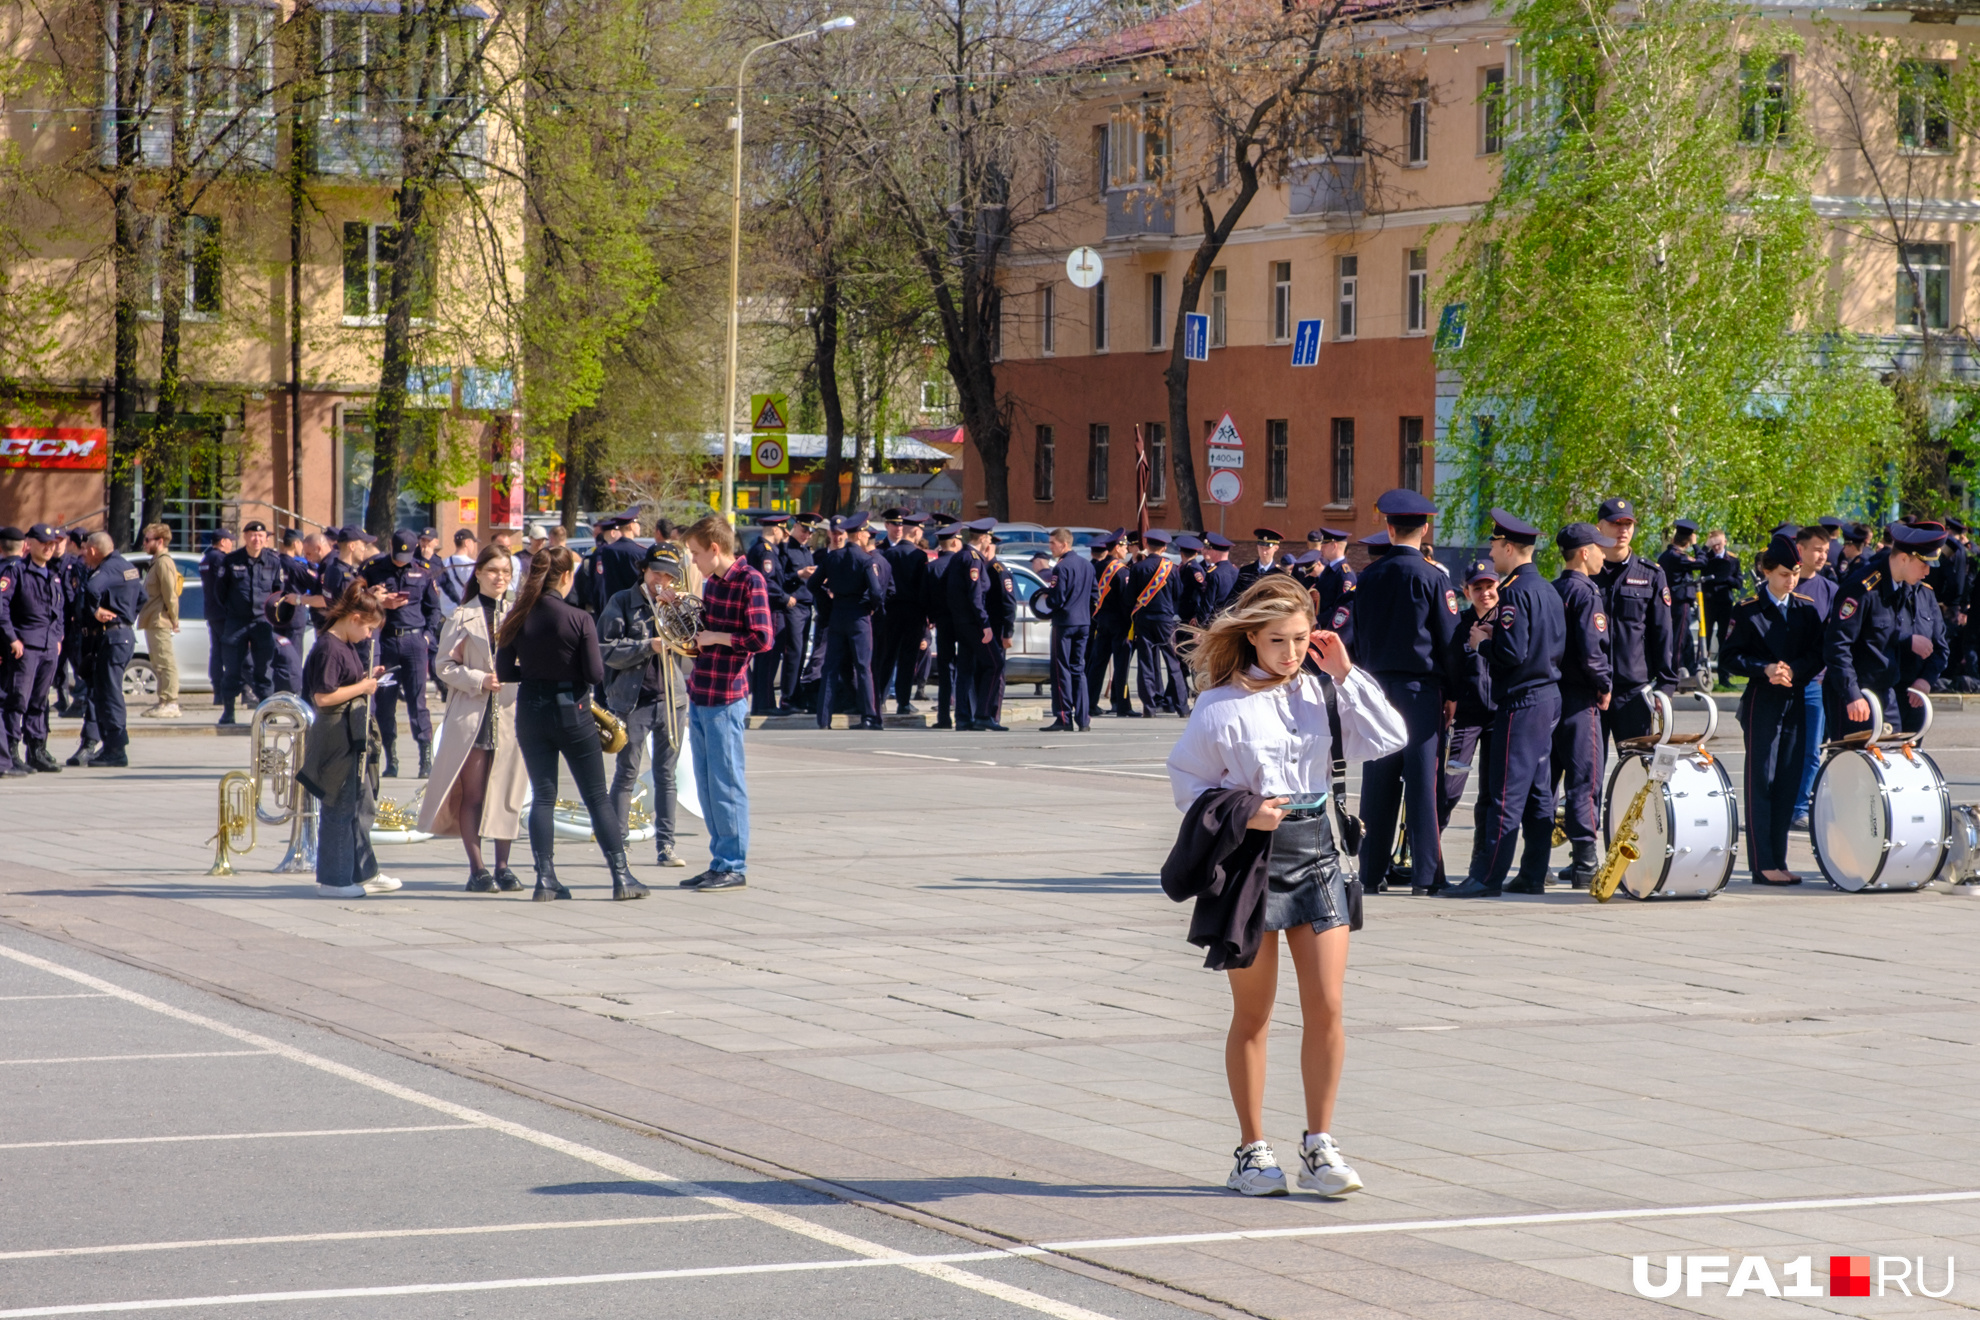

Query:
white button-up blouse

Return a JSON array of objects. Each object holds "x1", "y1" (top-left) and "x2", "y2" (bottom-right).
[{"x1": 1166, "y1": 668, "x2": 1409, "y2": 812}]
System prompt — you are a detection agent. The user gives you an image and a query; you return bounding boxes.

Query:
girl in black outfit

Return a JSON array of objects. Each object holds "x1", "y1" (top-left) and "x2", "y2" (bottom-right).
[{"x1": 494, "y1": 545, "x2": 649, "y2": 902}]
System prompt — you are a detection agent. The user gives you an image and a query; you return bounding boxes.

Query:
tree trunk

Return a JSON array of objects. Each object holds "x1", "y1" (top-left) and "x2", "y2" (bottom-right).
[
  {"x1": 561, "y1": 405, "x2": 592, "y2": 532},
  {"x1": 107, "y1": 1, "x2": 147, "y2": 549},
  {"x1": 1164, "y1": 170, "x2": 1261, "y2": 533},
  {"x1": 365, "y1": 182, "x2": 427, "y2": 538},
  {"x1": 815, "y1": 267, "x2": 846, "y2": 516},
  {"x1": 289, "y1": 57, "x2": 312, "y2": 525}
]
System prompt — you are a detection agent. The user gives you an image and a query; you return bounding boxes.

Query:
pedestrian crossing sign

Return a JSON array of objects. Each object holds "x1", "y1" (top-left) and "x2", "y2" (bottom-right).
[{"x1": 750, "y1": 393, "x2": 789, "y2": 432}]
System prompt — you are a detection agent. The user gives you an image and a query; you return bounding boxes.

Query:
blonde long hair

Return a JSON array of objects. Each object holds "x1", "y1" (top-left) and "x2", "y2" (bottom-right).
[{"x1": 1181, "y1": 576, "x2": 1317, "y2": 693}]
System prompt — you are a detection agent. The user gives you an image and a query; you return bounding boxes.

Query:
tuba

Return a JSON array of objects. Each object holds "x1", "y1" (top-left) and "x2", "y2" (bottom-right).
[{"x1": 250, "y1": 693, "x2": 319, "y2": 872}]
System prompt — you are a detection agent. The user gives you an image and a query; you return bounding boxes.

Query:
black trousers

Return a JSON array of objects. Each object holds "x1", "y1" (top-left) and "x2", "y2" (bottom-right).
[
  {"x1": 1050, "y1": 623, "x2": 1089, "y2": 728},
  {"x1": 1132, "y1": 617, "x2": 1188, "y2": 714},
  {"x1": 1088, "y1": 621, "x2": 1131, "y2": 715},
  {"x1": 1551, "y1": 693, "x2": 1604, "y2": 844},
  {"x1": 1671, "y1": 598, "x2": 1700, "y2": 674},
  {"x1": 876, "y1": 617, "x2": 923, "y2": 709},
  {"x1": 969, "y1": 636, "x2": 1005, "y2": 721},
  {"x1": 951, "y1": 627, "x2": 979, "y2": 728},
  {"x1": 798, "y1": 608, "x2": 828, "y2": 687},
  {"x1": 516, "y1": 684, "x2": 624, "y2": 864},
  {"x1": 79, "y1": 628, "x2": 133, "y2": 753},
  {"x1": 1740, "y1": 687, "x2": 1805, "y2": 874},
  {"x1": 220, "y1": 617, "x2": 276, "y2": 707},
  {"x1": 781, "y1": 603, "x2": 812, "y2": 703},
  {"x1": 1472, "y1": 685, "x2": 1562, "y2": 889},
  {"x1": 750, "y1": 611, "x2": 791, "y2": 712},
  {"x1": 1357, "y1": 675, "x2": 1446, "y2": 890},
  {"x1": 375, "y1": 630, "x2": 433, "y2": 746},
  {"x1": 1703, "y1": 595, "x2": 1737, "y2": 670},
  {"x1": 1602, "y1": 687, "x2": 1658, "y2": 752},
  {"x1": 933, "y1": 624, "x2": 957, "y2": 722},
  {"x1": 1434, "y1": 719, "x2": 1494, "y2": 886},
  {"x1": 819, "y1": 617, "x2": 877, "y2": 725}
]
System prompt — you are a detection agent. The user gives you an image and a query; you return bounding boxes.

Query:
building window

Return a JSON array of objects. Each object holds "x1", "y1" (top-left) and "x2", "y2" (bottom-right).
[
  {"x1": 1336, "y1": 255, "x2": 1358, "y2": 340},
  {"x1": 343, "y1": 221, "x2": 433, "y2": 324},
  {"x1": 1900, "y1": 60, "x2": 1952, "y2": 152},
  {"x1": 921, "y1": 380, "x2": 946, "y2": 412},
  {"x1": 1106, "y1": 103, "x2": 1166, "y2": 188},
  {"x1": 142, "y1": 214, "x2": 221, "y2": 318},
  {"x1": 145, "y1": 5, "x2": 275, "y2": 113},
  {"x1": 1408, "y1": 80, "x2": 1429, "y2": 165},
  {"x1": 1210, "y1": 268, "x2": 1227, "y2": 348},
  {"x1": 1087, "y1": 424, "x2": 1109, "y2": 500},
  {"x1": 1898, "y1": 242, "x2": 1951, "y2": 331},
  {"x1": 1738, "y1": 54, "x2": 1790, "y2": 145},
  {"x1": 1147, "y1": 423, "x2": 1167, "y2": 502},
  {"x1": 1266, "y1": 419, "x2": 1288, "y2": 504},
  {"x1": 1092, "y1": 278, "x2": 1108, "y2": 352},
  {"x1": 1400, "y1": 416, "x2": 1425, "y2": 492},
  {"x1": 1149, "y1": 273, "x2": 1166, "y2": 349},
  {"x1": 1092, "y1": 124, "x2": 1109, "y2": 199},
  {"x1": 1405, "y1": 248, "x2": 1428, "y2": 335},
  {"x1": 1042, "y1": 145, "x2": 1059, "y2": 208},
  {"x1": 1034, "y1": 425, "x2": 1055, "y2": 502},
  {"x1": 1481, "y1": 66, "x2": 1506, "y2": 154},
  {"x1": 1040, "y1": 284, "x2": 1055, "y2": 356},
  {"x1": 1272, "y1": 260, "x2": 1292, "y2": 342},
  {"x1": 1331, "y1": 418, "x2": 1355, "y2": 504}
]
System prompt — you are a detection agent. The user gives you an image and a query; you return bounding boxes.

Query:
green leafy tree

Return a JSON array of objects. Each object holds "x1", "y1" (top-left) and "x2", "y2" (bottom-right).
[{"x1": 1437, "y1": 0, "x2": 1903, "y2": 545}]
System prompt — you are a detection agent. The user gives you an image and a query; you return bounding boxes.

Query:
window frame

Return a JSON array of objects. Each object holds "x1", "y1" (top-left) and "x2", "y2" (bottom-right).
[
  {"x1": 1106, "y1": 103, "x2": 1167, "y2": 190},
  {"x1": 1737, "y1": 53, "x2": 1791, "y2": 146},
  {"x1": 1336, "y1": 254, "x2": 1358, "y2": 341},
  {"x1": 1034, "y1": 424, "x2": 1055, "y2": 502},
  {"x1": 1407, "y1": 80, "x2": 1430, "y2": 166},
  {"x1": 1481, "y1": 65, "x2": 1507, "y2": 155},
  {"x1": 1330, "y1": 417, "x2": 1355, "y2": 506},
  {"x1": 1147, "y1": 421, "x2": 1168, "y2": 503},
  {"x1": 1272, "y1": 261, "x2": 1292, "y2": 343},
  {"x1": 1149, "y1": 272, "x2": 1166, "y2": 350},
  {"x1": 1400, "y1": 416, "x2": 1425, "y2": 493},
  {"x1": 1405, "y1": 248, "x2": 1428, "y2": 336},
  {"x1": 1087, "y1": 423, "x2": 1110, "y2": 501},
  {"x1": 1897, "y1": 241, "x2": 1952, "y2": 332},
  {"x1": 1899, "y1": 59, "x2": 1953, "y2": 154},
  {"x1": 1266, "y1": 419, "x2": 1289, "y2": 505},
  {"x1": 1210, "y1": 268, "x2": 1227, "y2": 348},
  {"x1": 142, "y1": 213, "x2": 222, "y2": 321},
  {"x1": 1092, "y1": 278, "x2": 1109, "y2": 353},
  {"x1": 1040, "y1": 283, "x2": 1055, "y2": 357}
]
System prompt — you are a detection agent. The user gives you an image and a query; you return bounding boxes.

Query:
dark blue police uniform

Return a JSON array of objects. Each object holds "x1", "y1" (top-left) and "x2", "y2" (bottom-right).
[
  {"x1": 1126, "y1": 534, "x2": 1189, "y2": 716},
  {"x1": 1725, "y1": 558, "x2": 1826, "y2": 877},
  {"x1": 359, "y1": 532, "x2": 443, "y2": 770},
  {"x1": 1825, "y1": 527, "x2": 1949, "y2": 742},
  {"x1": 198, "y1": 539, "x2": 230, "y2": 693},
  {"x1": 4, "y1": 532, "x2": 67, "y2": 770},
  {"x1": 1349, "y1": 493, "x2": 1462, "y2": 895},
  {"x1": 1200, "y1": 535, "x2": 1240, "y2": 621},
  {"x1": 74, "y1": 549, "x2": 144, "y2": 764},
  {"x1": 217, "y1": 537, "x2": 290, "y2": 716},
  {"x1": 271, "y1": 546, "x2": 319, "y2": 694},
  {"x1": 816, "y1": 519, "x2": 885, "y2": 729},
  {"x1": 944, "y1": 532, "x2": 996, "y2": 730},
  {"x1": 1658, "y1": 528, "x2": 1705, "y2": 677},
  {"x1": 779, "y1": 530, "x2": 817, "y2": 708},
  {"x1": 924, "y1": 538, "x2": 958, "y2": 726},
  {"x1": 746, "y1": 524, "x2": 792, "y2": 714},
  {"x1": 1041, "y1": 548, "x2": 1094, "y2": 730},
  {"x1": 0, "y1": 540, "x2": 22, "y2": 775},
  {"x1": 983, "y1": 553, "x2": 1015, "y2": 725},
  {"x1": 1551, "y1": 532, "x2": 1614, "y2": 887},
  {"x1": 1437, "y1": 567, "x2": 1499, "y2": 888},
  {"x1": 1448, "y1": 514, "x2": 1566, "y2": 899},
  {"x1": 1087, "y1": 544, "x2": 1134, "y2": 717},
  {"x1": 877, "y1": 537, "x2": 929, "y2": 713}
]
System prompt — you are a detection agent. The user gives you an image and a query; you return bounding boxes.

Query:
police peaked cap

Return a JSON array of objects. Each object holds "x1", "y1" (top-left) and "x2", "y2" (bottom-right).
[
  {"x1": 1375, "y1": 489, "x2": 1437, "y2": 518},
  {"x1": 1892, "y1": 522, "x2": 1947, "y2": 558},
  {"x1": 1555, "y1": 521, "x2": 1613, "y2": 552},
  {"x1": 1597, "y1": 497, "x2": 1637, "y2": 523},
  {"x1": 1487, "y1": 508, "x2": 1540, "y2": 544},
  {"x1": 1203, "y1": 533, "x2": 1234, "y2": 550},
  {"x1": 1252, "y1": 528, "x2": 1284, "y2": 543}
]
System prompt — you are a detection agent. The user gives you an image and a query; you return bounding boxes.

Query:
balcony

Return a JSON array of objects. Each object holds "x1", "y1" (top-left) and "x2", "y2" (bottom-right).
[
  {"x1": 100, "y1": 109, "x2": 277, "y2": 172},
  {"x1": 1106, "y1": 189, "x2": 1174, "y2": 239},
  {"x1": 316, "y1": 113, "x2": 486, "y2": 180},
  {"x1": 1289, "y1": 161, "x2": 1364, "y2": 217}
]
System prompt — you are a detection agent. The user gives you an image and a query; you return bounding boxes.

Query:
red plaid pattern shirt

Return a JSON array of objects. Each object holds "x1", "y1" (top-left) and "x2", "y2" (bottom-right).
[{"x1": 688, "y1": 556, "x2": 772, "y2": 706}]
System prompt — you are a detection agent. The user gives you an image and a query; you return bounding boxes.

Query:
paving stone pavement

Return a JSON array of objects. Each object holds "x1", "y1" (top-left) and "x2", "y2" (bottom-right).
[{"x1": 6, "y1": 713, "x2": 1980, "y2": 1318}]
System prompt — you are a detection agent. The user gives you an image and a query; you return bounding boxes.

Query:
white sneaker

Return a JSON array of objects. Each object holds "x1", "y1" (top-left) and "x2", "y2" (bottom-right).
[
  {"x1": 317, "y1": 883, "x2": 366, "y2": 897},
  {"x1": 361, "y1": 874, "x2": 404, "y2": 894},
  {"x1": 144, "y1": 702, "x2": 183, "y2": 719},
  {"x1": 1226, "y1": 1141, "x2": 1288, "y2": 1196},
  {"x1": 1296, "y1": 1131, "x2": 1364, "y2": 1196}
]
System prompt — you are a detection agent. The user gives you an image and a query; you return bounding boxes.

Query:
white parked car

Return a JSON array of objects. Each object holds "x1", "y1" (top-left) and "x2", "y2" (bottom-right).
[{"x1": 121, "y1": 552, "x2": 316, "y2": 700}]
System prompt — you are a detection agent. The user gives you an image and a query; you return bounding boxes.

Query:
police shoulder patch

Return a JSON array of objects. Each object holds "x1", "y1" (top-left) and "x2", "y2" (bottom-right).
[
  {"x1": 1445, "y1": 589, "x2": 1460, "y2": 615},
  {"x1": 1662, "y1": 586, "x2": 1672, "y2": 606},
  {"x1": 0, "y1": 577, "x2": 9, "y2": 592},
  {"x1": 123, "y1": 567, "x2": 140, "y2": 580},
  {"x1": 969, "y1": 567, "x2": 979, "y2": 581},
  {"x1": 1331, "y1": 606, "x2": 1350, "y2": 628},
  {"x1": 1839, "y1": 598, "x2": 1858, "y2": 620},
  {"x1": 1594, "y1": 612, "x2": 1608, "y2": 632},
  {"x1": 1500, "y1": 606, "x2": 1517, "y2": 625}
]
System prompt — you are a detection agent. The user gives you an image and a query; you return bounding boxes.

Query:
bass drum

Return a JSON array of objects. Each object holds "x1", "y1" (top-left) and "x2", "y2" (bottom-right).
[
  {"x1": 1810, "y1": 746, "x2": 1949, "y2": 892},
  {"x1": 1603, "y1": 750, "x2": 1739, "y2": 899},
  {"x1": 1946, "y1": 804, "x2": 1980, "y2": 891}
]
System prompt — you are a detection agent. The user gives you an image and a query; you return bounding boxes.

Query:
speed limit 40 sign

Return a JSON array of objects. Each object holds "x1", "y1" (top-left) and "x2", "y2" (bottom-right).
[{"x1": 751, "y1": 435, "x2": 789, "y2": 475}]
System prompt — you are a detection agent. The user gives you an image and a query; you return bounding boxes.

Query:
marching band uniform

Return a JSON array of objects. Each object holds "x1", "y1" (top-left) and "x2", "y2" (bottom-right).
[
  {"x1": 1724, "y1": 539, "x2": 1826, "y2": 881},
  {"x1": 1436, "y1": 560, "x2": 1500, "y2": 889},
  {"x1": 1127, "y1": 529, "x2": 1188, "y2": 717},
  {"x1": 1593, "y1": 497, "x2": 1678, "y2": 745},
  {"x1": 1658, "y1": 520, "x2": 1704, "y2": 678},
  {"x1": 1351, "y1": 492, "x2": 1461, "y2": 896},
  {"x1": 1825, "y1": 524, "x2": 1949, "y2": 742},
  {"x1": 1551, "y1": 523, "x2": 1615, "y2": 889},
  {"x1": 1447, "y1": 512, "x2": 1565, "y2": 899},
  {"x1": 1088, "y1": 536, "x2": 1134, "y2": 717},
  {"x1": 1233, "y1": 528, "x2": 1283, "y2": 595}
]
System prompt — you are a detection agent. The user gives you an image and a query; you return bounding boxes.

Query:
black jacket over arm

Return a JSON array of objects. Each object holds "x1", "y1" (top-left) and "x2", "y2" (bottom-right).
[{"x1": 1161, "y1": 787, "x2": 1271, "y2": 971}]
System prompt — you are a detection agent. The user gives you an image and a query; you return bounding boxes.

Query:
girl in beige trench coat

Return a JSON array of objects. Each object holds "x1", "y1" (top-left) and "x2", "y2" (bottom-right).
[{"x1": 418, "y1": 545, "x2": 529, "y2": 891}]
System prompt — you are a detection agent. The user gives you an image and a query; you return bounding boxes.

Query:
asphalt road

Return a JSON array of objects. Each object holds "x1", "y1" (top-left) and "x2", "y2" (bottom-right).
[{"x1": 0, "y1": 929, "x2": 1207, "y2": 1320}]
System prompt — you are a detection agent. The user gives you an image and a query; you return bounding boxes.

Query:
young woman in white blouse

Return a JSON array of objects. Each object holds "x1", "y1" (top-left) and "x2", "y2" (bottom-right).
[{"x1": 1167, "y1": 576, "x2": 1408, "y2": 1197}]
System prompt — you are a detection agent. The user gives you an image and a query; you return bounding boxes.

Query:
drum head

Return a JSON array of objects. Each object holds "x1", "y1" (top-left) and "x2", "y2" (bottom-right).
[
  {"x1": 1812, "y1": 752, "x2": 1882, "y2": 892},
  {"x1": 1604, "y1": 754, "x2": 1673, "y2": 899}
]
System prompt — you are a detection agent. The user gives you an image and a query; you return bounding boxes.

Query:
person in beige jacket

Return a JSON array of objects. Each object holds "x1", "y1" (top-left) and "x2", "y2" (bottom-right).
[
  {"x1": 134, "y1": 523, "x2": 182, "y2": 717},
  {"x1": 417, "y1": 545, "x2": 528, "y2": 891}
]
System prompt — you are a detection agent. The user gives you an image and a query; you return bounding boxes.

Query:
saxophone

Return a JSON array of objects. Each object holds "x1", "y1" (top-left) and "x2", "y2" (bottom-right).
[{"x1": 1591, "y1": 780, "x2": 1655, "y2": 903}]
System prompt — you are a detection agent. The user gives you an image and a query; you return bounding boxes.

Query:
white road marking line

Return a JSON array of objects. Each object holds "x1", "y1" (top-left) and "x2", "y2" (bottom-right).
[
  {"x1": 0, "y1": 1051, "x2": 270, "y2": 1066},
  {"x1": 0, "y1": 1251, "x2": 1028, "y2": 1317},
  {"x1": 0, "y1": 1124, "x2": 479, "y2": 1152},
  {"x1": 870, "y1": 751, "x2": 962, "y2": 762},
  {"x1": 0, "y1": 993, "x2": 110, "y2": 1001},
  {"x1": 0, "y1": 944, "x2": 1118, "y2": 1320},
  {"x1": 1017, "y1": 763, "x2": 1167, "y2": 780},
  {"x1": 1032, "y1": 1188, "x2": 1980, "y2": 1254},
  {"x1": 0, "y1": 1214, "x2": 741, "y2": 1262}
]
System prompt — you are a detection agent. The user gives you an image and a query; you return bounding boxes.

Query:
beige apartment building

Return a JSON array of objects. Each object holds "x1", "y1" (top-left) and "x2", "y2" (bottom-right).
[
  {"x1": 984, "y1": 0, "x2": 1980, "y2": 541},
  {"x1": 0, "y1": 0, "x2": 522, "y2": 548}
]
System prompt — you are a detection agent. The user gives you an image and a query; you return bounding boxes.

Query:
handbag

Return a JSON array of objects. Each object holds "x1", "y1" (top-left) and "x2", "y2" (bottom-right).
[{"x1": 1316, "y1": 671, "x2": 1365, "y2": 931}]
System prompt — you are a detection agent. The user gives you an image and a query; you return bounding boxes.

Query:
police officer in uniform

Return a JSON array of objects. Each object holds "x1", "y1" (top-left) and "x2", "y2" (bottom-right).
[
  {"x1": 1196, "y1": 533, "x2": 1239, "y2": 620},
  {"x1": 777, "y1": 514, "x2": 817, "y2": 715},
  {"x1": 746, "y1": 514, "x2": 792, "y2": 714},
  {"x1": 1234, "y1": 528, "x2": 1284, "y2": 594},
  {"x1": 815, "y1": 512, "x2": 886, "y2": 730},
  {"x1": 1700, "y1": 529, "x2": 1742, "y2": 682},
  {"x1": 592, "y1": 509, "x2": 648, "y2": 614},
  {"x1": 1593, "y1": 497, "x2": 1677, "y2": 746},
  {"x1": 981, "y1": 535, "x2": 1016, "y2": 729},
  {"x1": 197, "y1": 527, "x2": 234, "y2": 696},
  {"x1": 5, "y1": 525, "x2": 68, "y2": 773},
  {"x1": 54, "y1": 528, "x2": 90, "y2": 716},
  {"x1": 1446, "y1": 511, "x2": 1566, "y2": 898},
  {"x1": 269, "y1": 529, "x2": 318, "y2": 694},
  {"x1": 216, "y1": 521, "x2": 288, "y2": 724},
  {"x1": 1827, "y1": 522, "x2": 1948, "y2": 740},
  {"x1": 1039, "y1": 527, "x2": 1094, "y2": 732},
  {"x1": 1174, "y1": 535, "x2": 1208, "y2": 627},
  {"x1": 877, "y1": 513, "x2": 929, "y2": 714},
  {"x1": 923, "y1": 523, "x2": 962, "y2": 727},
  {"x1": 1551, "y1": 522, "x2": 1616, "y2": 889},
  {"x1": 360, "y1": 530, "x2": 443, "y2": 776},
  {"x1": 943, "y1": 518, "x2": 998, "y2": 731},
  {"x1": 0, "y1": 527, "x2": 27, "y2": 778},
  {"x1": 1351, "y1": 490, "x2": 1462, "y2": 896},
  {"x1": 313, "y1": 526, "x2": 371, "y2": 631},
  {"x1": 1436, "y1": 560, "x2": 1500, "y2": 888},
  {"x1": 1658, "y1": 519, "x2": 1705, "y2": 683},
  {"x1": 1087, "y1": 533, "x2": 1134, "y2": 717},
  {"x1": 1126, "y1": 528, "x2": 1189, "y2": 716},
  {"x1": 67, "y1": 532, "x2": 144, "y2": 768},
  {"x1": 1725, "y1": 536, "x2": 1827, "y2": 885}
]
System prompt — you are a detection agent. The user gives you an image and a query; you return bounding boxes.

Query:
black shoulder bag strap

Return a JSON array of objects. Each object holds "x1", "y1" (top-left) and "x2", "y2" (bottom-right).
[{"x1": 1316, "y1": 671, "x2": 1366, "y2": 930}]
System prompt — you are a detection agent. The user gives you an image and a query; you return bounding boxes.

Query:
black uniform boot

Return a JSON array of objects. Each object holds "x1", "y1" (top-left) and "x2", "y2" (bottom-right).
[
  {"x1": 607, "y1": 850, "x2": 649, "y2": 901},
  {"x1": 7, "y1": 742, "x2": 30, "y2": 776},
  {"x1": 531, "y1": 858, "x2": 571, "y2": 902},
  {"x1": 1503, "y1": 829, "x2": 1554, "y2": 894},
  {"x1": 416, "y1": 740, "x2": 432, "y2": 779},
  {"x1": 67, "y1": 741, "x2": 100, "y2": 767},
  {"x1": 1563, "y1": 839, "x2": 1599, "y2": 891},
  {"x1": 382, "y1": 740, "x2": 400, "y2": 778},
  {"x1": 26, "y1": 741, "x2": 61, "y2": 773}
]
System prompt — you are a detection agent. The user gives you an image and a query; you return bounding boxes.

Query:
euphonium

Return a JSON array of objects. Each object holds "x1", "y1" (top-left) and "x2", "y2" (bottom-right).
[
  {"x1": 208, "y1": 770, "x2": 256, "y2": 876},
  {"x1": 249, "y1": 693, "x2": 314, "y2": 828}
]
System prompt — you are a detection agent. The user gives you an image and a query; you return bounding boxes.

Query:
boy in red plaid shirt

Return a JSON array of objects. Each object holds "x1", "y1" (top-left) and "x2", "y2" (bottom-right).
[{"x1": 682, "y1": 515, "x2": 772, "y2": 890}]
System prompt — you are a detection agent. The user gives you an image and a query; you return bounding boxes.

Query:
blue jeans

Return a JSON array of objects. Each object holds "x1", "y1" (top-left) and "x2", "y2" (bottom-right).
[
  {"x1": 1793, "y1": 677, "x2": 1825, "y2": 816},
  {"x1": 689, "y1": 697, "x2": 750, "y2": 873}
]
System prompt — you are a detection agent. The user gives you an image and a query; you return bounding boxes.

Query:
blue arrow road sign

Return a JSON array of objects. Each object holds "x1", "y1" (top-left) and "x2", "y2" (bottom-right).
[
  {"x1": 1184, "y1": 313, "x2": 1208, "y2": 362},
  {"x1": 1291, "y1": 319, "x2": 1324, "y2": 367}
]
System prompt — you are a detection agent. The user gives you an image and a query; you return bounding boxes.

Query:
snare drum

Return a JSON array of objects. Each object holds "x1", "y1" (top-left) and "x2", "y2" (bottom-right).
[
  {"x1": 1602, "y1": 749, "x2": 1739, "y2": 899},
  {"x1": 1945, "y1": 804, "x2": 1980, "y2": 890},
  {"x1": 1809, "y1": 744, "x2": 1950, "y2": 892}
]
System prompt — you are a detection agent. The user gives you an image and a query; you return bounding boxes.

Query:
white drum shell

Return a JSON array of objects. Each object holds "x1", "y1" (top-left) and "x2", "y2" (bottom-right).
[
  {"x1": 1810, "y1": 748, "x2": 1949, "y2": 892},
  {"x1": 1947, "y1": 804, "x2": 1980, "y2": 888},
  {"x1": 1603, "y1": 751, "x2": 1738, "y2": 899}
]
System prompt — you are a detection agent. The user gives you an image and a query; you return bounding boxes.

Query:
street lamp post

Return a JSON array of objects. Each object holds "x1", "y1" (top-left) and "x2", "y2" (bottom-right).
[{"x1": 721, "y1": 15, "x2": 855, "y2": 521}]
